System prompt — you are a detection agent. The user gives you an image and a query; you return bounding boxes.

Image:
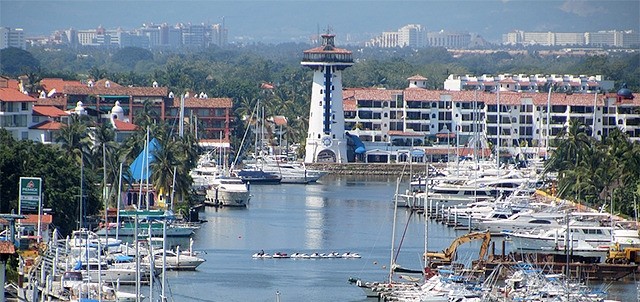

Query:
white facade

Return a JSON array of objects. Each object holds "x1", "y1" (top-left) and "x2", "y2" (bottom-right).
[
  {"x1": 302, "y1": 34, "x2": 353, "y2": 163},
  {"x1": 343, "y1": 80, "x2": 640, "y2": 163},
  {"x1": 0, "y1": 27, "x2": 26, "y2": 50},
  {"x1": 504, "y1": 30, "x2": 639, "y2": 48},
  {"x1": 444, "y1": 74, "x2": 614, "y2": 93}
]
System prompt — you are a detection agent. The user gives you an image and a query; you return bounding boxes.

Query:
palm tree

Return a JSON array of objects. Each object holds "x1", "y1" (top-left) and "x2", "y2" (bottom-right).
[
  {"x1": 56, "y1": 114, "x2": 91, "y2": 164},
  {"x1": 91, "y1": 122, "x2": 122, "y2": 208},
  {"x1": 545, "y1": 119, "x2": 592, "y2": 173}
]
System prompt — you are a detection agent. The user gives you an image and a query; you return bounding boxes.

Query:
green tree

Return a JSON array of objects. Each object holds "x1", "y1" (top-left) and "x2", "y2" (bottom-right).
[
  {"x1": 0, "y1": 47, "x2": 40, "y2": 76},
  {"x1": 111, "y1": 47, "x2": 154, "y2": 70}
]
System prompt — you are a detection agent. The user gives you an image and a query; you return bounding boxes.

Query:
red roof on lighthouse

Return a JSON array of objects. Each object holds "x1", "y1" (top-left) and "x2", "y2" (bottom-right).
[{"x1": 303, "y1": 34, "x2": 352, "y2": 54}]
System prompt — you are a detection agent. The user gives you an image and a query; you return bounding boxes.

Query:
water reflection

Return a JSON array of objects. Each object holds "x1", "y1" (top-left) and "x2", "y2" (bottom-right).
[{"x1": 304, "y1": 195, "x2": 325, "y2": 249}]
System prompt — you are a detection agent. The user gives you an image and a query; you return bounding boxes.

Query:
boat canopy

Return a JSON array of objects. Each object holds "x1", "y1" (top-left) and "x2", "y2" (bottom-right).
[{"x1": 346, "y1": 132, "x2": 366, "y2": 154}]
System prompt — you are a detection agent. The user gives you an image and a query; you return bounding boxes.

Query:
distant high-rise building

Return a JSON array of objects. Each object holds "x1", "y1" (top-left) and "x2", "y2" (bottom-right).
[
  {"x1": 504, "y1": 29, "x2": 639, "y2": 48},
  {"x1": 427, "y1": 30, "x2": 471, "y2": 48},
  {"x1": 0, "y1": 27, "x2": 26, "y2": 50},
  {"x1": 398, "y1": 24, "x2": 427, "y2": 48},
  {"x1": 182, "y1": 23, "x2": 206, "y2": 48},
  {"x1": 209, "y1": 23, "x2": 228, "y2": 47},
  {"x1": 367, "y1": 25, "x2": 474, "y2": 49}
]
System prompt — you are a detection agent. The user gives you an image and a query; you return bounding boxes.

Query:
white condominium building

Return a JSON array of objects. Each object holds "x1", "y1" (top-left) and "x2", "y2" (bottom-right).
[{"x1": 342, "y1": 75, "x2": 638, "y2": 163}]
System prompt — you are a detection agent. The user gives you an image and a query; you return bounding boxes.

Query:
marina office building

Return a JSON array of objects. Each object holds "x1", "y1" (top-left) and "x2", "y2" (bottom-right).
[{"x1": 344, "y1": 74, "x2": 638, "y2": 163}]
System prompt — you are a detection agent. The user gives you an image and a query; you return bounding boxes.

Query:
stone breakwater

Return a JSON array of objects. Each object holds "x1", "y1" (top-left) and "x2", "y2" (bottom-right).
[{"x1": 306, "y1": 163, "x2": 432, "y2": 175}]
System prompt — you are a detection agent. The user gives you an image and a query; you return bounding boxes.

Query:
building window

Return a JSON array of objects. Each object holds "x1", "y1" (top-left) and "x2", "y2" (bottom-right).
[{"x1": 21, "y1": 102, "x2": 28, "y2": 111}]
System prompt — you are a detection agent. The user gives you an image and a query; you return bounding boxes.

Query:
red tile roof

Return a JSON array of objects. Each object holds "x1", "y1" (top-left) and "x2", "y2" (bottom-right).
[
  {"x1": 345, "y1": 88, "x2": 403, "y2": 101},
  {"x1": 174, "y1": 97, "x2": 233, "y2": 108},
  {"x1": 407, "y1": 75, "x2": 428, "y2": 81},
  {"x1": 30, "y1": 120, "x2": 64, "y2": 130},
  {"x1": 344, "y1": 98, "x2": 357, "y2": 111},
  {"x1": 271, "y1": 115, "x2": 287, "y2": 126},
  {"x1": 40, "y1": 78, "x2": 83, "y2": 94},
  {"x1": 64, "y1": 84, "x2": 168, "y2": 97},
  {"x1": 0, "y1": 87, "x2": 37, "y2": 102},
  {"x1": 113, "y1": 119, "x2": 138, "y2": 131},
  {"x1": 35, "y1": 97, "x2": 67, "y2": 107},
  {"x1": 18, "y1": 214, "x2": 53, "y2": 224},
  {"x1": 32, "y1": 105, "x2": 69, "y2": 117},
  {"x1": 94, "y1": 79, "x2": 122, "y2": 88},
  {"x1": 0, "y1": 241, "x2": 15, "y2": 254},
  {"x1": 303, "y1": 45, "x2": 352, "y2": 54},
  {"x1": 401, "y1": 89, "x2": 640, "y2": 107}
]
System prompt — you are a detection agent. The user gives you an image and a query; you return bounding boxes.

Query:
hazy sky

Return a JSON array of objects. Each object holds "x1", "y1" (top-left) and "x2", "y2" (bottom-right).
[{"x1": 2, "y1": 0, "x2": 639, "y2": 44}]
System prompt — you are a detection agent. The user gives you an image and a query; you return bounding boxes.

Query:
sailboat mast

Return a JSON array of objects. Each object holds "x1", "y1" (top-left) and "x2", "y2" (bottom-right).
[
  {"x1": 496, "y1": 87, "x2": 500, "y2": 168},
  {"x1": 423, "y1": 172, "x2": 429, "y2": 277},
  {"x1": 116, "y1": 162, "x2": 123, "y2": 241},
  {"x1": 389, "y1": 177, "x2": 401, "y2": 283},
  {"x1": 545, "y1": 85, "x2": 552, "y2": 160},
  {"x1": 145, "y1": 126, "x2": 150, "y2": 211}
]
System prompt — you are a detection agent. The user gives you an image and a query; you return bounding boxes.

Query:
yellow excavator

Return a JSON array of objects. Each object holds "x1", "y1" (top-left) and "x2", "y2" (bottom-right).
[
  {"x1": 605, "y1": 242, "x2": 640, "y2": 264},
  {"x1": 424, "y1": 231, "x2": 491, "y2": 268}
]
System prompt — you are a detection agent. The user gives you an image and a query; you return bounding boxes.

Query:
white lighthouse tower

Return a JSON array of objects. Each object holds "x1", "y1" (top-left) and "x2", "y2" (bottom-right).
[{"x1": 302, "y1": 34, "x2": 353, "y2": 163}]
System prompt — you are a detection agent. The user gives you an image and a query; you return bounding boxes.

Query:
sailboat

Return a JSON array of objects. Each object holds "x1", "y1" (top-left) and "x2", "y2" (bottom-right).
[{"x1": 350, "y1": 174, "x2": 429, "y2": 298}]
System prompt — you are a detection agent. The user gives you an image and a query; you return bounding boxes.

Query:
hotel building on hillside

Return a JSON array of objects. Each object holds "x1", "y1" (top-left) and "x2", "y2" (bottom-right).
[{"x1": 343, "y1": 74, "x2": 639, "y2": 163}]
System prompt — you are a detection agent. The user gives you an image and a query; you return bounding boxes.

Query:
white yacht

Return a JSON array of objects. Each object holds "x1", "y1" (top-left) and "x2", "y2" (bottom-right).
[
  {"x1": 505, "y1": 220, "x2": 632, "y2": 252},
  {"x1": 149, "y1": 248, "x2": 206, "y2": 270},
  {"x1": 249, "y1": 156, "x2": 328, "y2": 184},
  {"x1": 475, "y1": 210, "x2": 566, "y2": 235},
  {"x1": 205, "y1": 175, "x2": 251, "y2": 207}
]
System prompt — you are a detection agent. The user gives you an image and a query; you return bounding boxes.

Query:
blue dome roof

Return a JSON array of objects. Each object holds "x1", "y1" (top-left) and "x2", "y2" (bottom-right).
[{"x1": 617, "y1": 88, "x2": 634, "y2": 99}]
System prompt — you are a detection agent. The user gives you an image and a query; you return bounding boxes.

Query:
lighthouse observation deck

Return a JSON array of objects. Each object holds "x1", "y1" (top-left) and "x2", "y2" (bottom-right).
[{"x1": 302, "y1": 34, "x2": 353, "y2": 68}]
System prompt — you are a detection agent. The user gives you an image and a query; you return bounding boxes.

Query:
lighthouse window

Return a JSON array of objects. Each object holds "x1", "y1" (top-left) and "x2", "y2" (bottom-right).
[
  {"x1": 320, "y1": 89, "x2": 324, "y2": 94},
  {"x1": 332, "y1": 86, "x2": 335, "y2": 91},
  {"x1": 319, "y1": 101, "x2": 322, "y2": 106},
  {"x1": 318, "y1": 134, "x2": 321, "y2": 139}
]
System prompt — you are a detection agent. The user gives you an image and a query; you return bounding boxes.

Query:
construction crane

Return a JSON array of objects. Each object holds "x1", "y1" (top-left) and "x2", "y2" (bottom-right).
[{"x1": 424, "y1": 231, "x2": 491, "y2": 268}]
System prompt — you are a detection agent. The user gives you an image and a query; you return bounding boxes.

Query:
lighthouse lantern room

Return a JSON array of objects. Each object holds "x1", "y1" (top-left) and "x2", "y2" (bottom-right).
[{"x1": 301, "y1": 34, "x2": 353, "y2": 163}]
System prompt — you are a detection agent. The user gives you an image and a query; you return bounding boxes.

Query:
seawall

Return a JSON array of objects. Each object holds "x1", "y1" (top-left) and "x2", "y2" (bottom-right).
[{"x1": 306, "y1": 163, "x2": 429, "y2": 176}]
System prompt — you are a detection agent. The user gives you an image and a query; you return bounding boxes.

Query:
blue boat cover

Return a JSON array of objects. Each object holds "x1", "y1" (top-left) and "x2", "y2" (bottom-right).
[
  {"x1": 346, "y1": 132, "x2": 366, "y2": 154},
  {"x1": 129, "y1": 138, "x2": 161, "y2": 182}
]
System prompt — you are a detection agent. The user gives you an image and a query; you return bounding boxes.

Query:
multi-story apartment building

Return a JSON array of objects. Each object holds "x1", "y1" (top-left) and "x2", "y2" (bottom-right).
[
  {"x1": 444, "y1": 74, "x2": 614, "y2": 93},
  {"x1": 343, "y1": 75, "x2": 638, "y2": 163},
  {"x1": 0, "y1": 27, "x2": 26, "y2": 50},
  {"x1": 504, "y1": 30, "x2": 639, "y2": 48},
  {"x1": 0, "y1": 77, "x2": 37, "y2": 140},
  {"x1": 0, "y1": 77, "x2": 235, "y2": 147}
]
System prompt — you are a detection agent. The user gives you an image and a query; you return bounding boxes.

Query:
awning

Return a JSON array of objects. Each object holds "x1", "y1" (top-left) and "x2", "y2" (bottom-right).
[{"x1": 411, "y1": 149, "x2": 425, "y2": 157}]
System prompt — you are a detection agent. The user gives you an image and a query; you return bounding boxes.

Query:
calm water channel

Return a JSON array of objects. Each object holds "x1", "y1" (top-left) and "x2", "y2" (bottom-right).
[{"x1": 156, "y1": 175, "x2": 637, "y2": 302}]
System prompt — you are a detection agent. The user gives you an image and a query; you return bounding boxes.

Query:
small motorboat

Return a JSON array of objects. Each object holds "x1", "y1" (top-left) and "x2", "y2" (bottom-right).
[
  {"x1": 309, "y1": 252, "x2": 323, "y2": 258},
  {"x1": 252, "y1": 251, "x2": 271, "y2": 258},
  {"x1": 341, "y1": 252, "x2": 361, "y2": 258},
  {"x1": 323, "y1": 252, "x2": 341, "y2": 258},
  {"x1": 272, "y1": 252, "x2": 290, "y2": 258}
]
